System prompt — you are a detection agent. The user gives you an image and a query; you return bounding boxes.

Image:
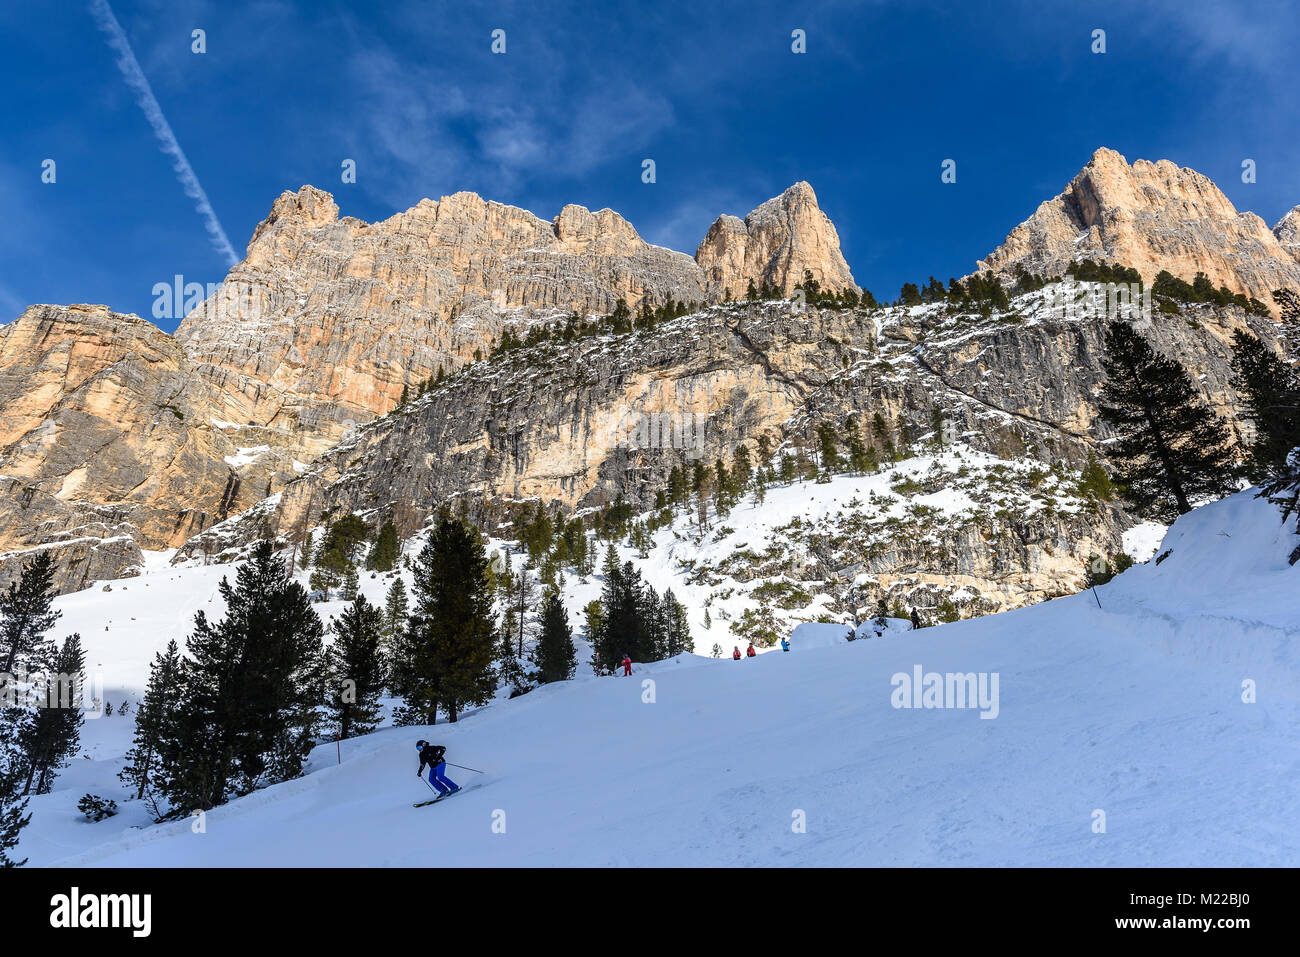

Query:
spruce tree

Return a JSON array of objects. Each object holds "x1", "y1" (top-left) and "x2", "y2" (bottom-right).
[
  {"x1": 393, "y1": 517, "x2": 496, "y2": 724},
  {"x1": 1230, "y1": 329, "x2": 1300, "y2": 479},
  {"x1": 119, "y1": 640, "x2": 185, "y2": 801},
  {"x1": 0, "y1": 711, "x2": 30, "y2": 865},
  {"x1": 731, "y1": 446, "x2": 753, "y2": 498},
  {"x1": 382, "y1": 577, "x2": 409, "y2": 651},
  {"x1": 168, "y1": 541, "x2": 324, "y2": 809},
  {"x1": 19, "y1": 633, "x2": 85, "y2": 795},
  {"x1": 817, "y1": 423, "x2": 843, "y2": 474},
  {"x1": 0, "y1": 552, "x2": 60, "y2": 676},
  {"x1": 366, "y1": 520, "x2": 401, "y2": 572},
  {"x1": 661, "y1": 590, "x2": 693, "y2": 656},
  {"x1": 1098, "y1": 321, "x2": 1236, "y2": 520},
  {"x1": 845, "y1": 415, "x2": 870, "y2": 473},
  {"x1": 533, "y1": 591, "x2": 576, "y2": 683},
  {"x1": 1233, "y1": 308, "x2": 1300, "y2": 559},
  {"x1": 326, "y1": 594, "x2": 386, "y2": 740},
  {"x1": 341, "y1": 563, "x2": 360, "y2": 602}
]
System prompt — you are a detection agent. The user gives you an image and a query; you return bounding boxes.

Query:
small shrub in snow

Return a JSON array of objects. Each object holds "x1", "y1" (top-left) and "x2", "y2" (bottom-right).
[{"x1": 78, "y1": 795, "x2": 119, "y2": 822}]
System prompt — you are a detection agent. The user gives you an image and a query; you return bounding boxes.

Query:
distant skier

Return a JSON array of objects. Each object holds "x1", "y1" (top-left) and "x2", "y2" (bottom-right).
[
  {"x1": 622, "y1": 654, "x2": 632, "y2": 676},
  {"x1": 732, "y1": 646, "x2": 742, "y2": 660},
  {"x1": 910, "y1": 608, "x2": 921, "y2": 631},
  {"x1": 780, "y1": 638, "x2": 790, "y2": 652},
  {"x1": 415, "y1": 740, "x2": 460, "y2": 796},
  {"x1": 746, "y1": 643, "x2": 756, "y2": 658}
]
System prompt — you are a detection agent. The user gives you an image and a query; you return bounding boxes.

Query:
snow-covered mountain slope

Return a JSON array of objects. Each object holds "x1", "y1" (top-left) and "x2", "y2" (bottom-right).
[{"x1": 16, "y1": 486, "x2": 1298, "y2": 866}]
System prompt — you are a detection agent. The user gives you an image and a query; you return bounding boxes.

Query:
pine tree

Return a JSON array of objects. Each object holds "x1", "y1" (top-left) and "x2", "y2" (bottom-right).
[
  {"x1": 366, "y1": 520, "x2": 401, "y2": 572},
  {"x1": 0, "y1": 551, "x2": 60, "y2": 676},
  {"x1": 731, "y1": 446, "x2": 753, "y2": 499},
  {"x1": 326, "y1": 594, "x2": 386, "y2": 740},
  {"x1": 509, "y1": 564, "x2": 539, "y2": 658},
  {"x1": 119, "y1": 640, "x2": 185, "y2": 801},
  {"x1": 714, "y1": 459, "x2": 731, "y2": 513},
  {"x1": 591, "y1": 557, "x2": 646, "y2": 668},
  {"x1": 0, "y1": 709, "x2": 31, "y2": 866},
  {"x1": 382, "y1": 577, "x2": 409, "y2": 652},
  {"x1": 661, "y1": 590, "x2": 693, "y2": 656},
  {"x1": 339, "y1": 563, "x2": 359, "y2": 602},
  {"x1": 166, "y1": 541, "x2": 324, "y2": 810},
  {"x1": 533, "y1": 592, "x2": 576, "y2": 684},
  {"x1": 816, "y1": 423, "x2": 843, "y2": 474},
  {"x1": 872, "y1": 599, "x2": 888, "y2": 633},
  {"x1": 19, "y1": 633, "x2": 85, "y2": 795},
  {"x1": 583, "y1": 601, "x2": 607, "y2": 675},
  {"x1": 1233, "y1": 312, "x2": 1300, "y2": 560},
  {"x1": 845, "y1": 415, "x2": 870, "y2": 473},
  {"x1": 299, "y1": 529, "x2": 313, "y2": 572},
  {"x1": 309, "y1": 539, "x2": 346, "y2": 600},
  {"x1": 392, "y1": 517, "x2": 496, "y2": 724},
  {"x1": 871, "y1": 412, "x2": 895, "y2": 461},
  {"x1": 1230, "y1": 329, "x2": 1300, "y2": 479},
  {"x1": 1098, "y1": 321, "x2": 1237, "y2": 520},
  {"x1": 1078, "y1": 452, "x2": 1116, "y2": 502}
]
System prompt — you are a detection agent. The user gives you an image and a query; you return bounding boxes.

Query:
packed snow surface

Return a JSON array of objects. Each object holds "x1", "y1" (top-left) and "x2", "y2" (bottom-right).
[{"x1": 14, "y1": 488, "x2": 1299, "y2": 867}]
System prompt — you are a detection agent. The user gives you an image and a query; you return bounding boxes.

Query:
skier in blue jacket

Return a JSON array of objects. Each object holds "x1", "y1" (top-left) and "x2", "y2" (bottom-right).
[
  {"x1": 416, "y1": 740, "x2": 460, "y2": 796},
  {"x1": 780, "y1": 637, "x2": 790, "y2": 652}
]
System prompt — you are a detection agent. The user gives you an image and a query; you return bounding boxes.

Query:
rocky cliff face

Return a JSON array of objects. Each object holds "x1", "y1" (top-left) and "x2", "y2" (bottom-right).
[
  {"x1": 0, "y1": 304, "x2": 304, "y2": 589},
  {"x1": 978, "y1": 148, "x2": 1300, "y2": 307},
  {"x1": 1275, "y1": 206, "x2": 1300, "y2": 266},
  {"x1": 175, "y1": 181, "x2": 857, "y2": 445},
  {"x1": 0, "y1": 182, "x2": 857, "y2": 591},
  {"x1": 695, "y1": 182, "x2": 856, "y2": 298},
  {"x1": 183, "y1": 289, "x2": 1275, "y2": 615},
  {"x1": 175, "y1": 187, "x2": 710, "y2": 443}
]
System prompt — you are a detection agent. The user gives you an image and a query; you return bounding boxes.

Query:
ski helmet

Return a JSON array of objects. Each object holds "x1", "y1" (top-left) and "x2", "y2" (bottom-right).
[{"x1": 416, "y1": 739, "x2": 427, "y2": 748}]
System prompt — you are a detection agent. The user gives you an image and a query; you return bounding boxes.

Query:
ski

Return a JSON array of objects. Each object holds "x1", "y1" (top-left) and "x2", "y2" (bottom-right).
[{"x1": 413, "y1": 786, "x2": 473, "y2": 808}]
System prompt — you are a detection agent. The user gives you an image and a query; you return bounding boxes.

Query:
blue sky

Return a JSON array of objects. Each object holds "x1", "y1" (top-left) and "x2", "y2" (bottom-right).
[{"x1": 3, "y1": 0, "x2": 1297, "y2": 332}]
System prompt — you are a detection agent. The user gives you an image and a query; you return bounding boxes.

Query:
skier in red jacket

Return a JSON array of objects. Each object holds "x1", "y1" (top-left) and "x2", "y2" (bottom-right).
[
  {"x1": 622, "y1": 654, "x2": 632, "y2": 676},
  {"x1": 746, "y1": 643, "x2": 756, "y2": 657},
  {"x1": 732, "y1": 646, "x2": 741, "y2": 660}
]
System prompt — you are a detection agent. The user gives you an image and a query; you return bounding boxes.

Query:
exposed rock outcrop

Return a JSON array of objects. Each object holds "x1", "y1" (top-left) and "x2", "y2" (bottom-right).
[
  {"x1": 696, "y1": 182, "x2": 856, "y2": 298},
  {"x1": 0, "y1": 182, "x2": 856, "y2": 589},
  {"x1": 2, "y1": 157, "x2": 1292, "y2": 596},
  {"x1": 1275, "y1": 206, "x2": 1300, "y2": 266},
  {"x1": 0, "y1": 303, "x2": 303, "y2": 573},
  {"x1": 978, "y1": 148, "x2": 1300, "y2": 307},
  {"x1": 185, "y1": 290, "x2": 1275, "y2": 613}
]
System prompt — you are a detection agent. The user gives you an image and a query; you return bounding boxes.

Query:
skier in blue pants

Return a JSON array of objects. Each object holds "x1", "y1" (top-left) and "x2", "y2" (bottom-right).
[{"x1": 416, "y1": 740, "x2": 460, "y2": 795}]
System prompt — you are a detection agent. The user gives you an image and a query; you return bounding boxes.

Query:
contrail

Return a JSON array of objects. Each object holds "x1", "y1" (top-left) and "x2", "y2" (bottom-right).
[{"x1": 90, "y1": 0, "x2": 239, "y2": 267}]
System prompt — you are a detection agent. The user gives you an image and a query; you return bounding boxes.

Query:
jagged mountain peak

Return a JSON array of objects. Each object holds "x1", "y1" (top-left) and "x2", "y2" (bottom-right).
[
  {"x1": 1274, "y1": 205, "x2": 1300, "y2": 265},
  {"x1": 695, "y1": 180, "x2": 856, "y2": 297},
  {"x1": 978, "y1": 147, "x2": 1300, "y2": 307}
]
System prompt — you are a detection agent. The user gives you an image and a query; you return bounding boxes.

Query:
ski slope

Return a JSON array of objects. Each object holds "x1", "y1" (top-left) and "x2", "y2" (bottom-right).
[{"x1": 17, "y1": 487, "x2": 1299, "y2": 867}]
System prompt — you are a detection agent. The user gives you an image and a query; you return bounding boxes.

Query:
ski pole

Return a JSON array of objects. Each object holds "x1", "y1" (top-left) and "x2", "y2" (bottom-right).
[
  {"x1": 422, "y1": 777, "x2": 439, "y2": 796},
  {"x1": 1082, "y1": 563, "x2": 1103, "y2": 609},
  {"x1": 445, "y1": 762, "x2": 485, "y2": 774}
]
